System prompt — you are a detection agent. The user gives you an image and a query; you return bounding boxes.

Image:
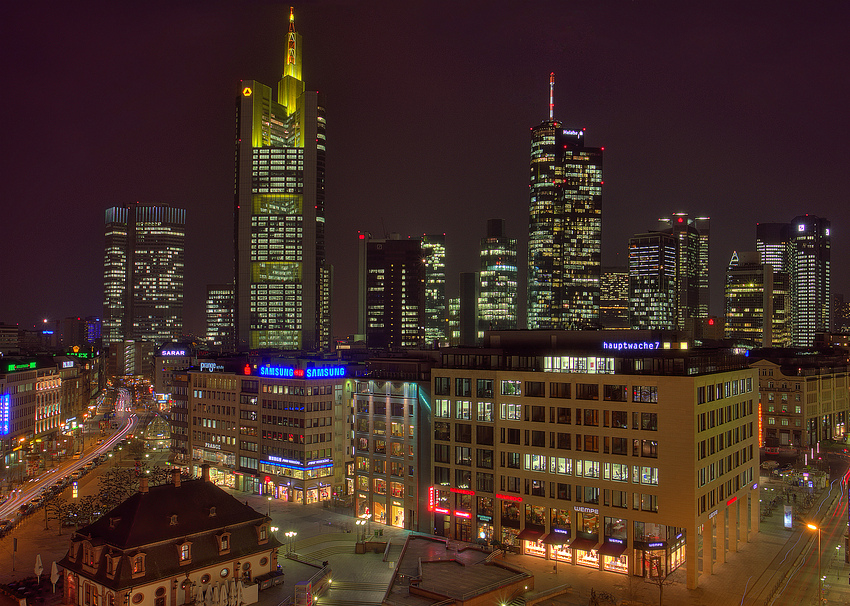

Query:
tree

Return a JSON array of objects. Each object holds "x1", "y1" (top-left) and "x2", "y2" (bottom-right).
[{"x1": 647, "y1": 569, "x2": 675, "y2": 606}]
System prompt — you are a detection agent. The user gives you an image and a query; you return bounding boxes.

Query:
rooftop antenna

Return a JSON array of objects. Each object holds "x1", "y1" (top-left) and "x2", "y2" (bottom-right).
[{"x1": 549, "y1": 72, "x2": 555, "y2": 120}]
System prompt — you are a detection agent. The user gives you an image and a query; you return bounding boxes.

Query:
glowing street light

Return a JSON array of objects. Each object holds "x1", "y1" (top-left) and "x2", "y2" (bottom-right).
[{"x1": 807, "y1": 523, "x2": 823, "y2": 604}]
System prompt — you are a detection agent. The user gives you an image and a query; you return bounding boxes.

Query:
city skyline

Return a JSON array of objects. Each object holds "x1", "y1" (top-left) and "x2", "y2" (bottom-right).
[{"x1": 3, "y1": 2, "x2": 849, "y2": 338}]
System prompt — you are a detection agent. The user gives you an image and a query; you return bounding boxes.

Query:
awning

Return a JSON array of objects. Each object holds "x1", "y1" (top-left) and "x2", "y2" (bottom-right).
[
  {"x1": 599, "y1": 541, "x2": 628, "y2": 557},
  {"x1": 570, "y1": 537, "x2": 599, "y2": 551},
  {"x1": 542, "y1": 532, "x2": 571, "y2": 545},
  {"x1": 518, "y1": 528, "x2": 544, "y2": 542}
]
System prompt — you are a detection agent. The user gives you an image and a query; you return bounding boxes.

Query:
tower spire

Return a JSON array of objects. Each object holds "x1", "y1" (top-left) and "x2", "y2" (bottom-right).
[
  {"x1": 549, "y1": 72, "x2": 554, "y2": 120},
  {"x1": 285, "y1": 6, "x2": 298, "y2": 78}
]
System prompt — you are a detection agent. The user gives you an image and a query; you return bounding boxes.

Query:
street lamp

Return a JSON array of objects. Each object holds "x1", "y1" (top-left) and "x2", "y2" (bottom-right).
[
  {"x1": 285, "y1": 531, "x2": 297, "y2": 554},
  {"x1": 807, "y1": 523, "x2": 823, "y2": 604},
  {"x1": 355, "y1": 519, "x2": 366, "y2": 542},
  {"x1": 267, "y1": 496, "x2": 272, "y2": 517}
]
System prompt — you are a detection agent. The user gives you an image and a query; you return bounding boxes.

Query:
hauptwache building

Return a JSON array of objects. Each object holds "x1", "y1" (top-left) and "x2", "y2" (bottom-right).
[
  {"x1": 428, "y1": 331, "x2": 758, "y2": 589},
  {"x1": 182, "y1": 357, "x2": 360, "y2": 504}
]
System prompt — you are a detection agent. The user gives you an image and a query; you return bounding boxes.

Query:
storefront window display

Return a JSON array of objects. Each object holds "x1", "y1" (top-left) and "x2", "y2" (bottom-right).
[
  {"x1": 457, "y1": 492, "x2": 473, "y2": 510},
  {"x1": 525, "y1": 504, "x2": 546, "y2": 527},
  {"x1": 373, "y1": 501, "x2": 386, "y2": 524},
  {"x1": 391, "y1": 502, "x2": 404, "y2": 528},
  {"x1": 356, "y1": 457, "x2": 369, "y2": 471},
  {"x1": 501, "y1": 527, "x2": 520, "y2": 548},
  {"x1": 547, "y1": 508, "x2": 572, "y2": 562},
  {"x1": 524, "y1": 538, "x2": 546, "y2": 558},
  {"x1": 373, "y1": 478, "x2": 386, "y2": 495},
  {"x1": 501, "y1": 501, "x2": 520, "y2": 527},
  {"x1": 573, "y1": 509, "x2": 600, "y2": 569},
  {"x1": 390, "y1": 482, "x2": 404, "y2": 498},
  {"x1": 357, "y1": 476, "x2": 369, "y2": 491},
  {"x1": 356, "y1": 494, "x2": 369, "y2": 518}
]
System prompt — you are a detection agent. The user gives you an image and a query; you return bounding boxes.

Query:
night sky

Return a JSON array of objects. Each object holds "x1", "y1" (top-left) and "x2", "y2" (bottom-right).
[{"x1": 3, "y1": 1, "x2": 848, "y2": 339}]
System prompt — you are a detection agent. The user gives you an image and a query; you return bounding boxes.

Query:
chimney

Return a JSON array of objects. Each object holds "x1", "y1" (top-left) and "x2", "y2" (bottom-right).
[
  {"x1": 201, "y1": 463, "x2": 210, "y2": 482},
  {"x1": 139, "y1": 478, "x2": 149, "y2": 493},
  {"x1": 172, "y1": 469, "x2": 181, "y2": 488}
]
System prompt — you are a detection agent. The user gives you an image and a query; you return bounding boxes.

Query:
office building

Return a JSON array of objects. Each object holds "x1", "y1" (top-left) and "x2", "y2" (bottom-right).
[
  {"x1": 428, "y1": 330, "x2": 758, "y2": 590},
  {"x1": 833, "y1": 294, "x2": 850, "y2": 333},
  {"x1": 527, "y1": 74, "x2": 602, "y2": 330},
  {"x1": 234, "y1": 8, "x2": 330, "y2": 352},
  {"x1": 358, "y1": 234, "x2": 424, "y2": 349},
  {"x1": 479, "y1": 219, "x2": 518, "y2": 331},
  {"x1": 600, "y1": 267, "x2": 629, "y2": 330},
  {"x1": 755, "y1": 223, "x2": 790, "y2": 273},
  {"x1": 102, "y1": 203, "x2": 186, "y2": 348},
  {"x1": 183, "y1": 358, "x2": 356, "y2": 502},
  {"x1": 656, "y1": 213, "x2": 708, "y2": 330},
  {"x1": 458, "y1": 272, "x2": 480, "y2": 346},
  {"x1": 788, "y1": 215, "x2": 830, "y2": 347},
  {"x1": 725, "y1": 252, "x2": 789, "y2": 347},
  {"x1": 422, "y1": 234, "x2": 447, "y2": 346},
  {"x1": 750, "y1": 349, "x2": 849, "y2": 448},
  {"x1": 628, "y1": 232, "x2": 677, "y2": 330},
  {"x1": 206, "y1": 284, "x2": 235, "y2": 351},
  {"x1": 353, "y1": 355, "x2": 437, "y2": 531}
]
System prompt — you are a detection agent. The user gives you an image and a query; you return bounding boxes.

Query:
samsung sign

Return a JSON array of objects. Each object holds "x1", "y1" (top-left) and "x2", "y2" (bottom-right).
[
  {"x1": 259, "y1": 365, "x2": 345, "y2": 379},
  {"x1": 602, "y1": 341, "x2": 661, "y2": 351}
]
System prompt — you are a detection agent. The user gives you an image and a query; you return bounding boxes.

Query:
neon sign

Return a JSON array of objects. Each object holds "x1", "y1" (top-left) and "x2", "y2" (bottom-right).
[
  {"x1": 258, "y1": 365, "x2": 345, "y2": 379},
  {"x1": 161, "y1": 350, "x2": 186, "y2": 356},
  {"x1": 454, "y1": 511, "x2": 472, "y2": 518},
  {"x1": 602, "y1": 341, "x2": 660, "y2": 351},
  {"x1": 450, "y1": 488, "x2": 474, "y2": 495},
  {"x1": 200, "y1": 362, "x2": 224, "y2": 372},
  {"x1": 6, "y1": 362, "x2": 36, "y2": 371},
  {"x1": 496, "y1": 493, "x2": 523, "y2": 502},
  {"x1": 0, "y1": 394, "x2": 9, "y2": 435},
  {"x1": 428, "y1": 487, "x2": 436, "y2": 512}
]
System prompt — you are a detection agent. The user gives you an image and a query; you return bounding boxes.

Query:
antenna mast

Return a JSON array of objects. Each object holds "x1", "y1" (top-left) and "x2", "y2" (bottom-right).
[{"x1": 549, "y1": 72, "x2": 555, "y2": 120}]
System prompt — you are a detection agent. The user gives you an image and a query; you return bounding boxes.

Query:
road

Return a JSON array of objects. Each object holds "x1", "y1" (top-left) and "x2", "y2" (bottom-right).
[
  {"x1": 0, "y1": 400, "x2": 139, "y2": 522},
  {"x1": 770, "y1": 452, "x2": 850, "y2": 605}
]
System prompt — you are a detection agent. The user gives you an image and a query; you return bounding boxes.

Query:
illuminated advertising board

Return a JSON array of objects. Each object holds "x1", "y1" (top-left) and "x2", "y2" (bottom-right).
[
  {"x1": 5, "y1": 361, "x2": 36, "y2": 372},
  {"x1": 258, "y1": 365, "x2": 346, "y2": 379},
  {"x1": 602, "y1": 341, "x2": 661, "y2": 351},
  {"x1": 0, "y1": 394, "x2": 10, "y2": 435},
  {"x1": 160, "y1": 349, "x2": 187, "y2": 356}
]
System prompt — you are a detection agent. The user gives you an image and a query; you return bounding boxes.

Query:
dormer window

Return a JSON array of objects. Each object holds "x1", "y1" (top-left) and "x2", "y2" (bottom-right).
[
  {"x1": 132, "y1": 554, "x2": 146, "y2": 576},
  {"x1": 257, "y1": 525, "x2": 268, "y2": 544},
  {"x1": 170, "y1": 515, "x2": 178, "y2": 525},
  {"x1": 109, "y1": 518, "x2": 121, "y2": 530},
  {"x1": 209, "y1": 507, "x2": 217, "y2": 517},
  {"x1": 216, "y1": 532, "x2": 231, "y2": 555},
  {"x1": 178, "y1": 541, "x2": 192, "y2": 565}
]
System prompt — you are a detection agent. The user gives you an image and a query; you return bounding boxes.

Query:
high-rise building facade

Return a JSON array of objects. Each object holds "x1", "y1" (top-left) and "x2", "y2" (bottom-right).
[
  {"x1": 628, "y1": 232, "x2": 677, "y2": 330},
  {"x1": 789, "y1": 215, "x2": 830, "y2": 347},
  {"x1": 479, "y1": 219, "x2": 518, "y2": 331},
  {"x1": 725, "y1": 251, "x2": 789, "y2": 347},
  {"x1": 358, "y1": 234, "x2": 424, "y2": 349},
  {"x1": 657, "y1": 213, "x2": 708, "y2": 330},
  {"x1": 527, "y1": 75, "x2": 602, "y2": 330},
  {"x1": 206, "y1": 284, "x2": 235, "y2": 351},
  {"x1": 102, "y1": 203, "x2": 185, "y2": 347},
  {"x1": 234, "y1": 8, "x2": 329, "y2": 352},
  {"x1": 755, "y1": 222, "x2": 790, "y2": 273},
  {"x1": 599, "y1": 267, "x2": 630, "y2": 329},
  {"x1": 422, "y1": 234, "x2": 447, "y2": 346}
]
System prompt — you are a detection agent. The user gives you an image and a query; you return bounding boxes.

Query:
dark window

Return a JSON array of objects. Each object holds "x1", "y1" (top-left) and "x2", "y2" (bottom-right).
[
  {"x1": 557, "y1": 407, "x2": 571, "y2": 424},
  {"x1": 550, "y1": 382, "x2": 571, "y2": 399},
  {"x1": 506, "y1": 452, "x2": 521, "y2": 469},
  {"x1": 476, "y1": 449, "x2": 493, "y2": 469},
  {"x1": 642, "y1": 412, "x2": 658, "y2": 431},
  {"x1": 476, "y1": 379, "x2": 493, "y2": 398},
  {"x1": 434, "y1": 377, "x2": 450, "y2": 396},
  {"x1": 531, "y1": 479, "x2": 546, "y2": 497},
  {"x1": 611, "y1": 410, "x2": 628, "y2": 429},
  {"x1": 455, "y1": 446, "x2": 472, "y2": 466},
  {"x1": 391, "y1": 402, "x2": 404, "y2": 417},
  {"x1": 455, "y1": 378, "x2": 471, "y2": 397},
  {"x1": 603, "y1": 384, "x2": 628, "y2": 401},
  {"x1": 455, "y1": 424, "x2": 472, "y2": 443},
  {"x1": 531, "y1": 431, "x2": 546, "y2": 447},
  {"x1": 642, "y1": 440, "x2": 658, "y2": 458},
  {"x1": 525, "y1": 381, "x2": 545, "y2": 397},
  {"x1": 455, "y1": 469, "x2": 472, "y2": 489},
  {"x1": 583, "y1": 409, "x2": 599, "y2": 426},
  {"x1": 576, "y1": 383, "x2": 599, "y2": 400},
  {"x1": 612, "y1": 437, "x2": 628, "y2": 455},
  {"x1": 434, "y1": 466, "x2": 450, "y2": 485},
  {"x1": 584, "y1": 486, "x2": 599, "y2": 504},
  {"x1": 476, "y1": 472, "x2": 494, "y2": 492},
  {"x1": 506, "y1": 428, "x2": 521, "y2": 445},
  {"x1": 557, "y1": 483, "x2": 571, "y2": 500},
  {"x1": 584, "y1": 435, "x2": 599, "y2": 452},
  {"x1": 557, "y1": 432, "x2": 571, "y2": 449},
  {"x1": 476, "y1": 425, "x2": 494, "y2": 445},
  {"x1": 434, "y1": 422, "x2": 450, "y2": 441},
  {"x1": 531, "y1": 406, "x2": 546, "y2": 422},
  {"x1": 434, "y1": 444, "x2": 450, "y2": 463}
]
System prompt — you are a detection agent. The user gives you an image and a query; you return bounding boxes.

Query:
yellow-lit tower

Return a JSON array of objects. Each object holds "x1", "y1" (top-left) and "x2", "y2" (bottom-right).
[{"x1": 235, "y1": 7, "x2": 330, "y2": 352}]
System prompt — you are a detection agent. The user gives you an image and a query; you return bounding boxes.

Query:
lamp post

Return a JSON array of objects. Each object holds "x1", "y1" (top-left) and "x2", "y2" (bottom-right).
[
  {"x1": 807, "y1": 523, "x2": 823, "y2": 604},
  {"x1": 356, "y1": 520, "x2": 366, "y2": 542},
  {"x1": 267, "y1": 496, "x2": 272, "y2": 517},
  {"x1": 284, "y1": 531, "x2": 297, "y2": 554}
]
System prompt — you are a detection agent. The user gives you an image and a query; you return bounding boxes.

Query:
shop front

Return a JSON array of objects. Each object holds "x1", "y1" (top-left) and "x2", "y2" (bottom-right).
[
  {"x1": 391, "y1": 500, "x2": 405, "y2": 528},
  {"x1": 633, "y1": 522, "x2": 685, "y2": 578},
  {"x1": 573, "y1": 507, "x2": 600, "y2": 568},
  {"x1": 500, "y1": 526, "x2": 520, "y2": 549},
  {"x1": 602, "y1": 516, "x2": 628, "y2": 574},
  {"x1": 543, "y1": 528, "x2": 572, "y2": 563},
  {"x1": 518, "y1": 527, "x2": 546, "y2": 558},
  {"x1": 476, "y1": 514, "x2": 494, "y2": 543}
]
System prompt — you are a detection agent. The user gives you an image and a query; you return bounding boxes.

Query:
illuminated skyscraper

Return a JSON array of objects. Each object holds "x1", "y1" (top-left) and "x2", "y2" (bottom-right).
[
  {"x1": 206, "y1": 284, "x2": 235, "y2": 351},
  {"x1": 234, "y1": 8, "x2": 329, "y2": 352},
  {"x1": 102, "y1": 203, "x2": 185, "y2": 347},
  {"x1": 628, "y1": 232, "x2": 677, "y2": 330},
  {"x1": 725, "y1": 251, "x2": 789, "y2": 347},
  {"x1": 599, "y1": 267, "x2": 630, "y2": 329},
  {"x1": 527, "y1": 74, "x2": 602, "y2": 330},
  {"x1": 756, "y1": 222, "x2": 790, "y2": 273},
  {"x1": 357, "y1": 234, "x2": 424, "y2": 349},
  {"x1": 657, "y1": 213, "x2": 709, "y2": 329},
  {"x1": 478, "y1": 219, "x2": 517, "y2": 331},
  {"x1": 422, "y1": 234, "x2": 447, "y2": 346},
  {"x1": 789, "y1": 215, "x2": 830, "y2": 346}
]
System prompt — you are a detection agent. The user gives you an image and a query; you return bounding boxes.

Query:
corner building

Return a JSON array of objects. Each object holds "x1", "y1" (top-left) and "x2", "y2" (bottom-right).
[{"x1": 428, "y1": 331, "x2": 758, "y2": 589}]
